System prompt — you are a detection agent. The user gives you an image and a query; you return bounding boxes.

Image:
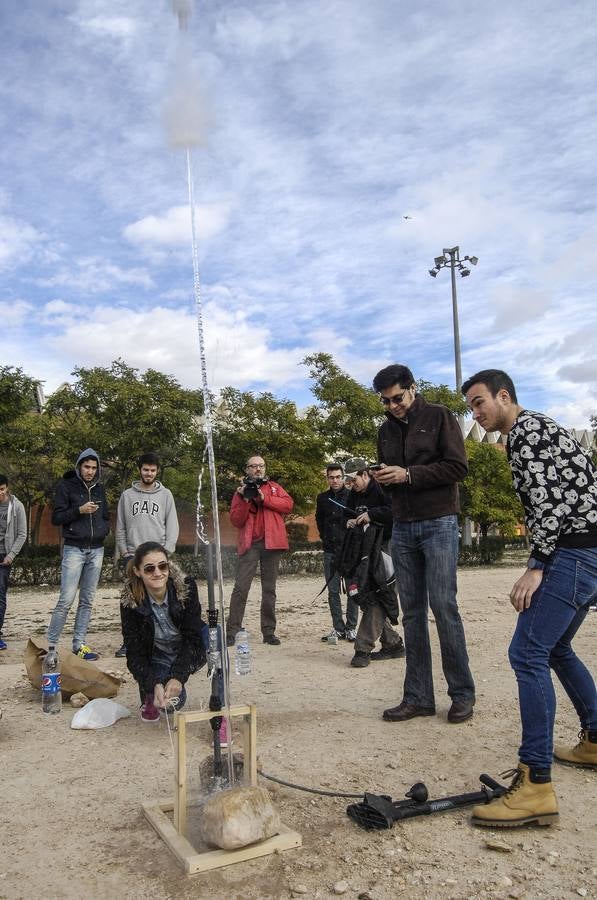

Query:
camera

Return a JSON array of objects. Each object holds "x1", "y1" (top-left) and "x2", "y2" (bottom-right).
[{"x1": 243, "y1": 475, "x2": 268, "y2": 500}]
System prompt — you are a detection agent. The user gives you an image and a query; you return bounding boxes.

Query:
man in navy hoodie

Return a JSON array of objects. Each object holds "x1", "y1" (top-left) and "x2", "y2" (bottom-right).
[{"x1": 47, "y1": 449, "x2": 110, "y2": 660}]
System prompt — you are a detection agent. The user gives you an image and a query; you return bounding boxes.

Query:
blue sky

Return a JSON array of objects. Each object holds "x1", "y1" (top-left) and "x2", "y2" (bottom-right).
[{"x1": 1, "y1": 0, "x2": 596, "y2": 427}]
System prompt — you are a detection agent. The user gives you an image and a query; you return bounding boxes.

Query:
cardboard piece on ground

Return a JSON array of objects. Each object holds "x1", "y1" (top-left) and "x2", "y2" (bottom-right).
[{"x1": 24, "y1": 637, "x2": 121, "y2": 700}]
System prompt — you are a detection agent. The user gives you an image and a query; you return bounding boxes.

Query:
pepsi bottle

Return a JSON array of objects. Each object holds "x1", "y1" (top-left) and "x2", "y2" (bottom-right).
[{"x1": 42, "y1": 646, "x2": 62, "y2": 714}]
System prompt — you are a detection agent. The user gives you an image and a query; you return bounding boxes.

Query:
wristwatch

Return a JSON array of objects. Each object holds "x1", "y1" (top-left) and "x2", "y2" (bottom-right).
[{"x1": 527, "y1": 557, "x2": 545, "y2": 571}]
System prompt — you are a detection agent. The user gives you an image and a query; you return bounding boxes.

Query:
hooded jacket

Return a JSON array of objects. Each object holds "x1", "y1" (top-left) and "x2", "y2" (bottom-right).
[
  {"x1": 230, "y1": 480, "x2": 293, "y2": 556},
  {"x1": 116, "y1": 480, "x2": 179, "y2": 556},
  {"x1": 2, "y1": 493, "x2": 27, "y2": 562},
  {"x1": 316, "y1": 485, "x2": 351, "y2": 554},
  {"x1": 51, "y1": 449, "x2": 110, "y2": 548},
  {"x1": 120, "y1": 562, "x2": 206, "y2": 694}
]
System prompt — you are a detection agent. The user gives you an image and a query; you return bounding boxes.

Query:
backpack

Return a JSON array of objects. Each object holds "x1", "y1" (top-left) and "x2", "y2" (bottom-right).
[{"x1": 334, "y1": 524, "x2": 399, "y2": 624}]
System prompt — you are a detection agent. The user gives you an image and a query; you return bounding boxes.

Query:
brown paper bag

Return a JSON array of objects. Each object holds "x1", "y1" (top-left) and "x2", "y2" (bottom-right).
[{"x1": 24, "y1": 637, "x2": 121, "y2": 700}]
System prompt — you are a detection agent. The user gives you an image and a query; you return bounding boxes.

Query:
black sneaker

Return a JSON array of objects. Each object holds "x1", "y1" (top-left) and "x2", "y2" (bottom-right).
[
  {"x1": 350, "y1": 651, "x2": 371, "y2": 668},
  {"x1": 115, "y1": 644, "x2": 127, "y2": 658},
  {"x1": 370, "y1": 642, "x2": 405, "y2": 661},
  {"x1": 263, "y1": 634, "x2": 281, "y2": 645}
]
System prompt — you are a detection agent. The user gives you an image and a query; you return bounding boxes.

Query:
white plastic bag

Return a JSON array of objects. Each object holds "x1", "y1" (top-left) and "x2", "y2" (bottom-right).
[{"x1": 70, "y1": 698, "x2": 131, "y2": 730}]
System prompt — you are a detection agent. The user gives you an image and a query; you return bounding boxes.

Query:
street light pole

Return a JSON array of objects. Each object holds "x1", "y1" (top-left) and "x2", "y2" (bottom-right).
[
  {"x1": 429, "y1": 246, "x2": 478, "y2": 547},
  {"x1": 428, "y1": 245, "x2": 477, "y2": 399}
]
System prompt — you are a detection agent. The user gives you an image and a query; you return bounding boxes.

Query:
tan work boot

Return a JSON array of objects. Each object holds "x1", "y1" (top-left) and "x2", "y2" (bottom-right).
[
  {"x1": 471, "y1": 763, "x2": 558, "y2": 828},
  {"x1": 554, "y1": 730, "x2": 597, "y2": 770}
]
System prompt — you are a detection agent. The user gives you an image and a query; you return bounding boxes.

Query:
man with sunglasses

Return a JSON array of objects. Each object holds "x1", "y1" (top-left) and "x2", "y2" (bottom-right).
[
  {"x1": 371, "y1": 364, "x2": 475, "y2": 724},
  {"x1": 227, "y1": 455, "x2": 294, "y2": 646}
]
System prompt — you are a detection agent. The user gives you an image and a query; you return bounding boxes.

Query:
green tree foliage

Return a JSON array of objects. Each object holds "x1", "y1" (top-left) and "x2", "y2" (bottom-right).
[
  {"x1": 213, "y1": 388, "x2": 326, "y2": 515},
  {"x1": 43, "y1": 360, "x2": 204, "y2": 504},
  {"x1": 460, "y1": 440, "x2": 523, "y2": 540},
  {"x1": 302, "y1": 353, "x2": 468, "y2": 461},
  {"x1": 302, "y1": 353, "x2": 382, "y2": 461},
  {"x1": 0, "y1": 366, "x2": 40, "y2": 424}
]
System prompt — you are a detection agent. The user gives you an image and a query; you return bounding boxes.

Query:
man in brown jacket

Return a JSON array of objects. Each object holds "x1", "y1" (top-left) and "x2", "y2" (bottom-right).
[{"x1": 371, "y1": 364, "x2": 475, "y2": 725}]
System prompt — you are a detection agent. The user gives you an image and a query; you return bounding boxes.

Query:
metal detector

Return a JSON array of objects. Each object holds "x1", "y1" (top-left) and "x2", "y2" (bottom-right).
[{"x1": 347, "y1": 774, "x2": 507, "y2": 830}]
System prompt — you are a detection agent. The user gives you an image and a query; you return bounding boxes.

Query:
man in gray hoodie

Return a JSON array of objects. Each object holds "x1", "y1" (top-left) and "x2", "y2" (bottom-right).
[
  {"x1": 0, "y1": 474, "x2": 27, "y2": 650},
  {"x1": 114, "y1": 452, "x2": 179, "y2": 656}
]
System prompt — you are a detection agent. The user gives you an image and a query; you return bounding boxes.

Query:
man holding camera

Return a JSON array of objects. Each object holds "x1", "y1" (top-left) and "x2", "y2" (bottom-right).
[
  {"x1": 227, "y1": 455, "x2": 294, "y2": 646},
  {"x1": 47, "y1": 448, "x2": 110, "y2": 660}
]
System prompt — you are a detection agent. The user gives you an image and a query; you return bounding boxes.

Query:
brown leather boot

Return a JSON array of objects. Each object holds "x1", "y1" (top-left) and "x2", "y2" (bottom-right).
[
  {"x1": 471, "y1": 763, "x2": 558, "y2": 828},
  {"x1": 554, "y1": 730, "x2": 597, "y2": 770}
]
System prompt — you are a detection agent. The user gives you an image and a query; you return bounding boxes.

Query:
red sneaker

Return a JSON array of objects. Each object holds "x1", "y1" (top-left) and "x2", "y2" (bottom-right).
[{"x1": 140, "y1": 694, "x2": 160, "y2": 722}]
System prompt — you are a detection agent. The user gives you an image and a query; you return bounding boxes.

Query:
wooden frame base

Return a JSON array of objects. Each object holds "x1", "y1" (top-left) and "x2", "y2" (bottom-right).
[{"x1": 142, "y1": 704, "x2": 301, "y2": 875}]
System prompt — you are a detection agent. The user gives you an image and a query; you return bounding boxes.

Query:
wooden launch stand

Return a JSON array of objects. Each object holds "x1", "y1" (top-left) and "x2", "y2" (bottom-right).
[{"x1": 142, "y1": 704, "x2": 302, "y2": 875}]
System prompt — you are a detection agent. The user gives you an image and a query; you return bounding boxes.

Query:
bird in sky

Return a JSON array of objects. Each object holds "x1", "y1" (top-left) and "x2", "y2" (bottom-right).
[{"x1": 403, "y1": 215, "x2": 412, "y2": 220}]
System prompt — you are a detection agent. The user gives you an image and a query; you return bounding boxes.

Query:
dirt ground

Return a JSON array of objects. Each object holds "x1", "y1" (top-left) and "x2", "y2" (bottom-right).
[{"x1": 0, "y1": 568, "x2": 595, "y2": 900}]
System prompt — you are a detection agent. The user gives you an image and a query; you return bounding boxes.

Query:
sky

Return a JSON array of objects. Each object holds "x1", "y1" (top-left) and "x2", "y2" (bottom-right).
[{"x1": 1, "y1": 0, "x2": 596, "y2": 428}]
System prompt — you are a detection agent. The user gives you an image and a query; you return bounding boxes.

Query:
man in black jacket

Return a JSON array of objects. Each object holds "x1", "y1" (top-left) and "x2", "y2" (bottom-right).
[
  {"x1": 315, "y1": 463, "x2": 358, "y2": 641},
  {"x1": 372, "y1": 364, "x2": 475, "y2": 723},
  {"x1": 47, "y1": 448, "x2": 110, "y2": 660},
  {"x1": 343, "y1": 458, "x2": 405, "y2": 668}
]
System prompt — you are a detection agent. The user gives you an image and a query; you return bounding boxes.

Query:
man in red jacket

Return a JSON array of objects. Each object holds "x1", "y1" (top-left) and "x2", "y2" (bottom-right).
[{"x1": 226, "y1": 455, "x2": 294, "y2": 646}]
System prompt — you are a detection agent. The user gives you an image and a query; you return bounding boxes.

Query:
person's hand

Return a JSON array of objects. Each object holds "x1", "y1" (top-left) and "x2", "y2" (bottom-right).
[
  {"x1": 373, "y1": 465, "x2": 408, "y2": 485},
  {"x1": 79, "y1": 501, "x2": 98, "y2": 514},
  {"x1": 236, "y1": 483, "x2": 246, "y2": 496},
  {"x1": 510, "y1": 569, "x2": 543, "y2": 612},
  {"x1": 164, "y1": 679, "x2": 183, "y2": 702},
  {"x1": 0, "y1": 556, "x2": 11, "y2": 566},
  {"x1": 355, "y1": 511, "x2": 370, "y2": 525},
  {"x1": 153, "y1": 683, "x2": 166, "y2": 708},
  {"x1": 256, "y1": 489, "x2": 265, "y2": 502},
  {"x1": 346, "y1": 518, "x2": 357, "y2": 529}
]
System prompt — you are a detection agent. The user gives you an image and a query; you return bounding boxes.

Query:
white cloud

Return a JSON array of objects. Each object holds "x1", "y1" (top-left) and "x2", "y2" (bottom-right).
[
  {"x1": 37, "y1": 258, "x2": 154, "y2": 293},
  {"x1": 123, "y1": 204, "x2": 231, "y2": 248},
  {"x1": 0, "y1": 300, "x2": 34, "y2": 327},
  {"x1": 0, "y1": 215, "x2": 41, "y2": 269}
]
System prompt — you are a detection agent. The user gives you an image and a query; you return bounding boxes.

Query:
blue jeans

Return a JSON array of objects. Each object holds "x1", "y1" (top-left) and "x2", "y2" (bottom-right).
[
  {"x1": 391, "y1": 515, "x2": 475, "y2": 707},
  {"x1": 324, "y1": 551, "x2": 358, "y2": 632},
  {"x1": 0, "y1": 563, "x2": 11, "y2": 635},
  {"x1": 137, "y1": 647, "x2": 187, "y2": 709},
  {"x1": 47, "y1": 545, "x2": 104, "y2": 650},
  {"x1": 508, "y1": 547, "x2": 597, "y2": 769}
]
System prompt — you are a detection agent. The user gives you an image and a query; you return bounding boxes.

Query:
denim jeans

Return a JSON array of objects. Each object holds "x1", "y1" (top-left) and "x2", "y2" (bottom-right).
[
  {"x1": 323, "y1": 551, "x2": 358, "y2": 632},
  {"x1": 137, "y1": 647, "x2": 187, "y2": 709},
  {"x1": 0, "y1": 563, "x2": 11, "y2": 635},
  {"x1": 508, "y1": 547, "x2": 597, "y2": 769},
  {"x1": 47, "y1": 545, "x2": 104, "y2": 650},
  {"x1": 391, "y1": 515, "x2": 475, "y2": 707}
]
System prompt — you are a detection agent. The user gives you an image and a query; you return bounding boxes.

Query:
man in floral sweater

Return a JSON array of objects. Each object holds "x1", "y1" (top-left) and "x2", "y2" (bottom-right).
[{"x1": 463, "y1": 369, "x2": 596, "y2": 828}]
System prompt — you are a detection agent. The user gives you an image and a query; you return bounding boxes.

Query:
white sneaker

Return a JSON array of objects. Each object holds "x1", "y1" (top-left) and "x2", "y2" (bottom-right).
[
  {"x1": 345, "y1": 628, "x2": 357, "y2": 641},
  {"x1": 321, "y1": 628, "x2": 345, "y2": 642}
]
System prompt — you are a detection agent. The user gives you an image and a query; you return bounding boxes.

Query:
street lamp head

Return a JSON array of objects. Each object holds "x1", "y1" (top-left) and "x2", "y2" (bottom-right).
[
  {"x1": 460, "y1": 267, "x2": 471, "y2": 277},
  {"x1": 434, "y1": 255, "x2": 446, "y2": 267},
  {"x1": 464, "y1": 255, "x2": 478, "y2": 266},
  {"x1": 428, "y1": 268, "x2": 438, "y2": 278}
]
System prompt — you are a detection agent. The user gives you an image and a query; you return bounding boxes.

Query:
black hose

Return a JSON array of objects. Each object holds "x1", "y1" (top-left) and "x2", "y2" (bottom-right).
[{"x1": 258, "y1": 769, "x2": 363, "y2": 799}]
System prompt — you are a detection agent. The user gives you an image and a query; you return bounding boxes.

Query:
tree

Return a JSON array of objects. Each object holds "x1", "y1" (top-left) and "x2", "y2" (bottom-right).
[
  {"x1": 302, "y1": 353, "x2": 382, "y2": 461},
  {"x1": 0, "y1": 366, "x2": 40, "y2": 425},
  {"x1": 460, "y1": 440, "x2": 523, "y2": 541},
  {"x1": 43, "y1": 360, "x2": 205, "y2": 504},
  {"x1": 213, "y1": 388, "x2": 326, "y2": 516},
  {"x1": 302, "y1": 353, "x2": 469, "y2": 461}
]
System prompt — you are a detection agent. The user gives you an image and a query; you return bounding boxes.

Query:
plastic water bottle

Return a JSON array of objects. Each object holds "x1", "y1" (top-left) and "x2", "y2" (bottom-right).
[
  {"x1": 234, "y1": 628, "x2": 251, "y2": 676},
  {"x1": 42, "y1": 646, "x2": 62, "y2": 714}
]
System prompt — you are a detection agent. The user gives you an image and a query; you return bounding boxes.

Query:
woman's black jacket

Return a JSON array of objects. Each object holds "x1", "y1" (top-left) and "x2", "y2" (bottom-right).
[{"x1": 120, "y1": 564, "x2": 206, "y2": 695}]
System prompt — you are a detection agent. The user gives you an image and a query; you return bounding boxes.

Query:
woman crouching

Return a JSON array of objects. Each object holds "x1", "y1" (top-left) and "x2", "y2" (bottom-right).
[{"x1": 120, "y1": 541, "x2": 206, "y2": 722}]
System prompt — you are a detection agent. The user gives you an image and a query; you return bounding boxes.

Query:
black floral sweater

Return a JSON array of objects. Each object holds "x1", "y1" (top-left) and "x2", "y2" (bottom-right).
[{"x1": 507, "y1": 409, "x2": 597, "y2": 563}]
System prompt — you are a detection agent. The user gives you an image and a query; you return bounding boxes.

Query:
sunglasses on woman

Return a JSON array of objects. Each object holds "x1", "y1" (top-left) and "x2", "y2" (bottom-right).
[{"x1": 142, "y1": 561, "x2": 170, "y2": 574}]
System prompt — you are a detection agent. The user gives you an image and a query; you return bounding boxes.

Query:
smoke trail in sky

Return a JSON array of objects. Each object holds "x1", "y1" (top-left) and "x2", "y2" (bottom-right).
[{"x1": 171, "y1": 0, "x2": 193, "y2": 30}]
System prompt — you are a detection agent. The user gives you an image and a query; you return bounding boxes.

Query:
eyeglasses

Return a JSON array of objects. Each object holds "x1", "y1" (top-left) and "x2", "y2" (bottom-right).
[
  {"x1": 247, "y1": 463, "x2": 265, "y2": 469},
  {"x1": 143, "y1": 561, "x2": 170, "y2": 574},
  {"x1": 380, "y1": 389, "x2": 410, "y2": 406}
]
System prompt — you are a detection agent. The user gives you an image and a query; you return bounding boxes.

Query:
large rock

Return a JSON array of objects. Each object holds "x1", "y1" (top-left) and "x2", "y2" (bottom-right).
[{"x1": 199, "y1": 785, "x2": 281, "y2": 850}]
